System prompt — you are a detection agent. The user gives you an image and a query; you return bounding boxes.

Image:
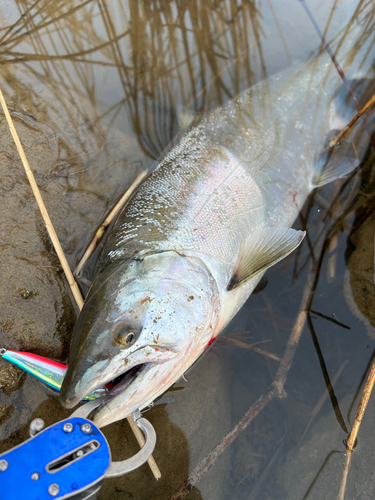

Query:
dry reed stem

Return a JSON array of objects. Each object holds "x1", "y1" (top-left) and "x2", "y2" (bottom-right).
[
  {"x1": 0, "y1": 87, "x2": 160, "y2": 480},
  {"x1": 327, "y1": 233, "x2": 338, "y2": 282},
  {"x1": 225, "y1": 337, "x2": 281, "y2": 361},
  {"x1": 337, "y1": 451, "x2": 352, "y2": 500},
  {"x1": 338, "y1": 358, "x2": 375, "y2": 499},
  {"x1": 74, "y1": 170, "x2": 147, "y2": 276},
  {"x1": 127, "y1": 415, "x2": 161, "y2": 480},
  {"x1": 271, "y1": 290, "x2": 310, "y2": 398},
  {"x1": 329, "y1": 93, "x2": 375, "y2": 148},
  {"x1": 348, "y1": 358, "x2": 375, "y2": 451}
]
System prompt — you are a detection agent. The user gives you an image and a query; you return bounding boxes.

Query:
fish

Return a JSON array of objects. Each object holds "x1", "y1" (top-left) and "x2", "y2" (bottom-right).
[{"x1": 60, "y1": 27, "x2": 374, "y2": 427}]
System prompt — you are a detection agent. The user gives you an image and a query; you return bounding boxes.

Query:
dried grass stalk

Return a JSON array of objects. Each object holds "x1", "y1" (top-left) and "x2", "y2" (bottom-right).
[
  {"x1": 329, "y1": 93, "x2": 375, "y2": 148},
  {"x1": 338, "y1": 358, "x2": 375, "y2": 499}
]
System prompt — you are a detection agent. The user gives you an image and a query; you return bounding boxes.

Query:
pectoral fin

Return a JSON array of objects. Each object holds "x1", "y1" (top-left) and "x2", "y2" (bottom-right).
[{"x1": 228, "y1": 227, "x2": 305, "y2": 291}]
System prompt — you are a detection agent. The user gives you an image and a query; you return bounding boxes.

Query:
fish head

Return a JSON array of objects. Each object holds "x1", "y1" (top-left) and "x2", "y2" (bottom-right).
[{"x1": 60, "y1": 250, "x2": 220, "y2": 426}]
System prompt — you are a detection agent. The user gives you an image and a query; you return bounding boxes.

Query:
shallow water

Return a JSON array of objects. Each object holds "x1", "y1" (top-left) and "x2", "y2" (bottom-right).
[{"x1": 0, "y1": 1, "x2": 375, "y2": 499}]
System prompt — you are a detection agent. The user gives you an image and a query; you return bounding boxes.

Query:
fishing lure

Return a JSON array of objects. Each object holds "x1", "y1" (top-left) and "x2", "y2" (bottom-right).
[{"x1": 0, "y1": 349, "x2": 108, "y2": 401}]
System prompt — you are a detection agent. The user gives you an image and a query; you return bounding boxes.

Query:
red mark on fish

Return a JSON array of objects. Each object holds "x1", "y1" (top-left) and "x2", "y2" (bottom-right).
[
  {"x1": 292, "y1": 191, "x2": 298, "y2": 208},
  {"x1": 206, "y1": 336, "x2": 215, "y2": 349}
]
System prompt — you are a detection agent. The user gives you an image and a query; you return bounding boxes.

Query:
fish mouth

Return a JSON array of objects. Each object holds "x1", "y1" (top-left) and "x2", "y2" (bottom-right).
[
  {"x1": 83, "y1": 362, "x2": 151, "y2": 419},
  {"x1": 101, "y1": 360, "x2": 159, "y2": 403},
  {"x1": 61, "y1": 343, "x2": 200, "y2": 427},
  {"x1": 60, "y1": 345, "x2": 181, "y2": 419},
  {"x1": 106, "y1": 363, "x2": 147, "y2": 396}
]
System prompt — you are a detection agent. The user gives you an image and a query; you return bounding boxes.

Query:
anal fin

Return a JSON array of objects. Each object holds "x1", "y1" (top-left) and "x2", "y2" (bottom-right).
[{"x1": 312, "y1": 142, "x2": 359, "y2": 187}]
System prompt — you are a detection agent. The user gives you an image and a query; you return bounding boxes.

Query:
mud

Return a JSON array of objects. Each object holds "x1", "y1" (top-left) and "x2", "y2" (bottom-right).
[
  {"x1": 0, "y1": 89, "x2": 76, "y2": 360},
  {"x1": 345, "y1": 154, "x2": 375, "y2": 338}
]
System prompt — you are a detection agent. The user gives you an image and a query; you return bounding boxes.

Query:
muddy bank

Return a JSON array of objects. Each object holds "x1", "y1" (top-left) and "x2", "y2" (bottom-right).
[
  {"x1": 344, "y1": 154, "x2": 375, "y2": 338},
  {"x1": 0, "y1": 86, "x2": 77, "y2": 361}
]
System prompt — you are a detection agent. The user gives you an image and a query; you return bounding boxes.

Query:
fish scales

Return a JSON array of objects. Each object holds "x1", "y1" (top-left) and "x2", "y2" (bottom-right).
[{"x1": 103, "y1": 62, "x2": 331, "y2": 270}]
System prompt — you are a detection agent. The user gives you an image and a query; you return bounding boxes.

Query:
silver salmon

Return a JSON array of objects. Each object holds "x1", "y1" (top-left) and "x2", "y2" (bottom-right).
[{"x1": 60, "y1": 27, "x2": 373, "y2": 426}]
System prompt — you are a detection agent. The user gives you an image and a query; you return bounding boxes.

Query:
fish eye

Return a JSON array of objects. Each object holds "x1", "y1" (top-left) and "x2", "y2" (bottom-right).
[
  {"x1": 111, "y1": 323, "x2": 140, "y2": 348},
  {"x1": 124, "y1": 332, "x2": 135, "y2": 343}
]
